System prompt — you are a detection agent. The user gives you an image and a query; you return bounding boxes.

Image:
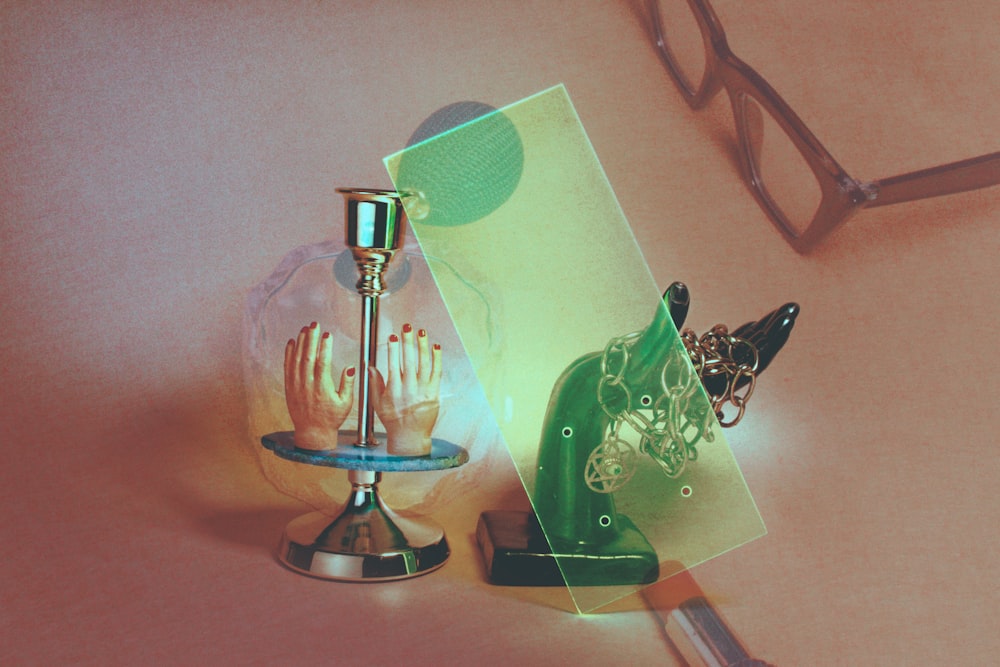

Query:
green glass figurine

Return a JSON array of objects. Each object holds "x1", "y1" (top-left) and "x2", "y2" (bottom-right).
[{"x1": 478, "y1": 282, "x2": 799, "y2": 588}]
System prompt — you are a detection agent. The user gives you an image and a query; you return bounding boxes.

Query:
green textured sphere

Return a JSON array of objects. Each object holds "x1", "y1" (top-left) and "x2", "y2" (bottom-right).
[{"x1": 396, "y1": 102, "x2": 523, "y2": 227}]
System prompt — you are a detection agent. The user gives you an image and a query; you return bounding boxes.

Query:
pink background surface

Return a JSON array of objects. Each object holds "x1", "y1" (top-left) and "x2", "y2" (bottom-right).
[{"x1": 2, "y1": 1, "x2": 998, "y2": 664}]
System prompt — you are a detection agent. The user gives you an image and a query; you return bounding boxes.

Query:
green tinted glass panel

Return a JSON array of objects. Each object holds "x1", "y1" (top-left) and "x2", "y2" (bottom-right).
[{"x1": 385, "y1": 85, "x2": 764, "y2": 613}]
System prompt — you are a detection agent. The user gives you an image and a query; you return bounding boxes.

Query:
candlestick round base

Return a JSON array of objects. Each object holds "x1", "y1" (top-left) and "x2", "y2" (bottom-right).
[
  {"x1": 263, "y1": 431, "x2": 464, "y2": 581},
  {"x1": 278, "y1": 504, "x2": 449, "y2": 582}
]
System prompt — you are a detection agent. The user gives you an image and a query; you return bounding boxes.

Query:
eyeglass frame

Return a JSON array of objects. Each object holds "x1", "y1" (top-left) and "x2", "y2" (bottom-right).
[{"x1": 649, "y1": 0, "x2": 1000, "y2": 252}]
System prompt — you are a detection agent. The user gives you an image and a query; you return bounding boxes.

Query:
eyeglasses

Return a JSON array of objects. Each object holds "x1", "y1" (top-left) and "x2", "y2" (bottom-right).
[{"x1": 650, "y1": 0, "x2": 1000, "y2": 252}]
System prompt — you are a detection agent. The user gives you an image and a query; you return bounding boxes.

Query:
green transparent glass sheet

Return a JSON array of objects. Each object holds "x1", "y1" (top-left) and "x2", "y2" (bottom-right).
[{"x1": 385, "y1": 85, "x2": 764, "y2": 613}]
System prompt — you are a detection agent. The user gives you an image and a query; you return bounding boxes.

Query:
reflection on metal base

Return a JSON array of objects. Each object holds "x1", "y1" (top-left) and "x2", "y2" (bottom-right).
[{"x1": 279, "y1": 470, "x2": 449, "y2": 581}]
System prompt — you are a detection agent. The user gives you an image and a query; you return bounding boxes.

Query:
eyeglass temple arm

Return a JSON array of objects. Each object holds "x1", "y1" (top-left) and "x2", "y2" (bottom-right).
[{"x1": 864, "y1": 151, "x2": 1000, "y2": 208}]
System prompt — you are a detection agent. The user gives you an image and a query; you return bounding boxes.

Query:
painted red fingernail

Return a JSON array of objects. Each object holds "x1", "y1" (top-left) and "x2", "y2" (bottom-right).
[
  {"x1": 389, "y1": 334, "x2": 399, "y2": 343},
  {"x1": 309, "y1": 321, "x2": 318, "y2": 329},
  {"x1": 322, "y1": 331, "x2": 330, "y2": 340},
  {"x1": 433, "y1": 343, "x2": 441, "y2": 351},
  {"x1": 418, "y1": 328, "x2": 426, "y2": 338},
  {"x1": 346, "y1": 367, "x2": 355, "y2": 377},
  {"x1": 403, "y1": 323, "x2": 412, "y2": 333}
]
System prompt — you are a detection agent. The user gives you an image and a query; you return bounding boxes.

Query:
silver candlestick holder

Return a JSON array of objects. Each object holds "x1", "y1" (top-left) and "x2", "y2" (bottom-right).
[
  {"x1": 342, "y1": 188, "x2": 403, "y2": 449},
  {"x1": 261, "y1": 188, "x2": 467, "y2": 582}
]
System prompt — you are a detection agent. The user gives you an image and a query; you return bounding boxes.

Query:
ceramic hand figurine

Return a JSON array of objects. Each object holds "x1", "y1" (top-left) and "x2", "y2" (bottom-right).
[
  {"x1": 283, "y1": 321, "x2": 357, "y2": 451},
  {"x1": 370, "y1": 323, "x2": 443, "y2": 456}
]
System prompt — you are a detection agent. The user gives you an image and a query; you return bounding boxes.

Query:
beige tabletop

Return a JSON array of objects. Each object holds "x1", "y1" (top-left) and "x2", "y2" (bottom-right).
[{"x1": 2, "y1": 1, "x2": 998, "y2": 665}]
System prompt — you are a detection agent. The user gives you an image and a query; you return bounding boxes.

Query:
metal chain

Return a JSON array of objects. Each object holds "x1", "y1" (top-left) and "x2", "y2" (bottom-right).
[
  {"x1": 680, "y1": 324, "x2": 759, "y2": 427},
  {"x1": 589, "y1": 323, "x2": 759, "y2": 485}
]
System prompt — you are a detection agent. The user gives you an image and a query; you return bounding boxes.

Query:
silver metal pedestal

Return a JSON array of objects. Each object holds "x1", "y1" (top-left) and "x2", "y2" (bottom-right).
[
  {"x1": 262, "y1": 430, "x2": 468, "y2": 582},
  {"x1": 279, "y1": 471, "x2": 449, "y2": 581}
]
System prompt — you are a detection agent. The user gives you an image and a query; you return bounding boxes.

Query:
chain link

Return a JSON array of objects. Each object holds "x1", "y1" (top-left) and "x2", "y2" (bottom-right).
[
  {"x1": 681, "y1": 324, "x2": 759, "y2": 427},
  {"x1": 589, "y1": 322, "x2": 759, "y2": 484}
]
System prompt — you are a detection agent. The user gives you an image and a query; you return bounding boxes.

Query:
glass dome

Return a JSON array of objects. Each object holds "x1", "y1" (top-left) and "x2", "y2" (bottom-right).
[{"x1": 243, "y1": 233, "x2": 503, "y2": 514}]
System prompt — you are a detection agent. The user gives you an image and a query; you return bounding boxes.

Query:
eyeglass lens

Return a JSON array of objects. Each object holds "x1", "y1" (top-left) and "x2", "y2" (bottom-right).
[
  {"x1": 655, "y1": 0, "x2": 706, "y2": 96},
  {"x1": 740, "y1": 96, "x2": 823, "y2": 235},
  {"x1": 656, "y1": 0, "x2": 824, "y2": 237}
]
